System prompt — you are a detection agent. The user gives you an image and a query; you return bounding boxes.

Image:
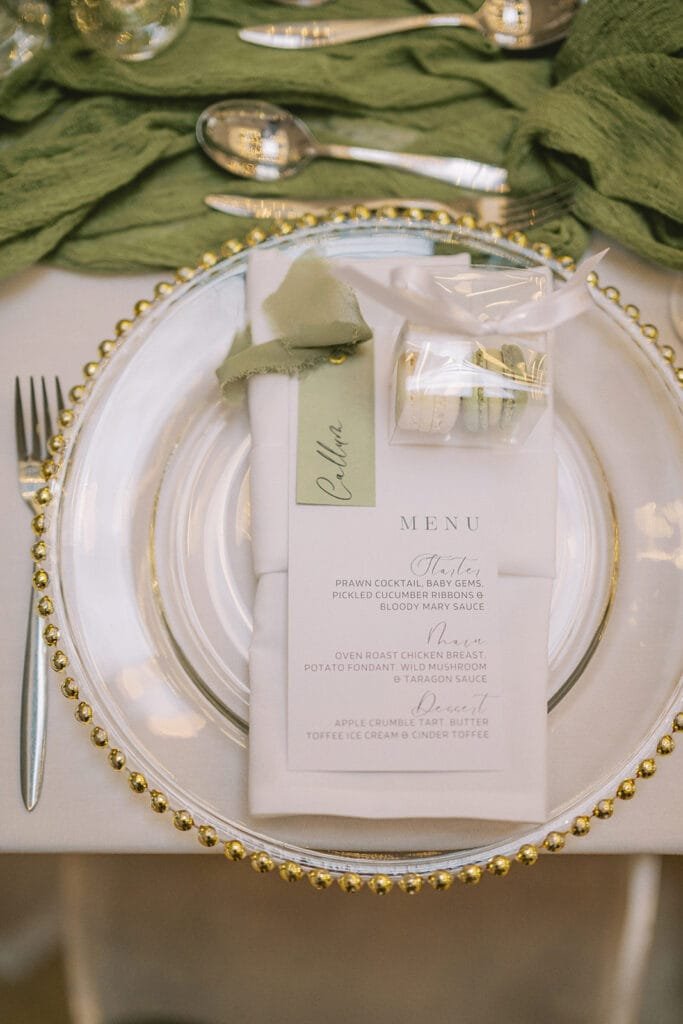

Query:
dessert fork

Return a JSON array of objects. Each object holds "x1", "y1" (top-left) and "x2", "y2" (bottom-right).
[{"x1": 15, "y1": 376, "x2": 64, "y2": 811}]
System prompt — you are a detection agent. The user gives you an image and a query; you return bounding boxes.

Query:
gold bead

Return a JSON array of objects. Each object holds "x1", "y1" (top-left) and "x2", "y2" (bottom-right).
[
  {"x1": 115, "y1": 318, "x2": 133, "y2": 336},
  {"x1": 586, "y1": 270, "x2": 599, "y2": 286},
  {"x1": 328, "y1": 350, "x2": 347, "y2": 365},
  {"x1": 323, "y1": 209, "x2": 347, "y2": 224},
  {"x1": 408, "y1": 207, "x2": 426, "y2": 222},
  {"x1": 398, "y1": 874, "x2": 423, "y2": 895},
  {"x1": 617, "y1": 778, "x2": 637, "y2": 800},
  {"x1": 59, "y1": 408, "x2": 74, "y2": 427},
  {"x1": 154, "y1": 281, "x2": 175, "y2": 298},
  {"x1": 224, "y1": 840, "x2": 246, "y2": 861},
  {"x1": 37, "y1": 596, "x2": 53, "y2": 617},
  {"x1": 378, "y1": 205, "x2": 398, "y2": 219},
  {"x1": 35, "y1": 487, "x2": 52, "y2": 508},
  {"x1": 175, "y1": 268, "x2": 196, "y2": 284},
  {"x1": 134, "y1": 299, "x2": 151, "y2": 316},
  {"x1": 368, "y1": 874, "x2": 393, "y2": 896},
  {"x1": 637, "y1": 758, "x2": 657, "y2": 778},
  {"x1": 571, "y1": 815, "x2": 591, "y2": 836},
  {"x1": 533, "y1": 241, "x2": 554, "y2": 259},
  {"x1": 594, "y1": 798, "x2": 614, "y2": 819},
  {"x1": 661, "y1": 345, "x2": 675, "y2": 362},
  {"x1": 308, "y1": 868, "x2": 334, "y2": 890},
  {"x1": 173, "y1": 809, "x2": 194, "y2": 831},
  {"x1": 129, "y1": 771, "x2": 148, "y2": 794},
  {"x1": 108, "y1": 748, "x2": 126, "y2": 770},
  {"x1": 32, "y1": 540, "x2": 47, "y2": 561},
  {"x1": 297, "y1": 212, "x2": 319, "y2": 228},
  {"x1": 279, "y1": 861, "x2": 305, "y2": 883},
  {"x1": 220, "y1": 239, "x2": 244, "y2": 257},
  {"x1": 150, "y1": 790, "x2": 168, "y2": 813},
  {"x1": 457, "y1": 864, "x2": 482, "y2": 885},
  {"x1": 516, "y1": 844, "x2": 539, "y2": 866},
  {"x1": 657, "y1": 734, "x2": 675, "y2": 755},
  {"x1": 338, "y1": 872, "x2": 363, "y2": 894},
  {"x1": 99, "y1": 339, "x2": 116, "y2": 358},
  {"x1": 486, "y1": 855, "x2": 510, "y2": 877},
  {"x1": 200, "y1": 251, "x2": 218, "y2": 268},
  {"x1": 198, "y1": 825, "x2": 219, "y2": 848},
  {"x1": 603, "y1": 285, "x2": 620, "y2": 303},
  {"x1": 429, "y1": 208, "x2": 452, "y2": 226},
  {"x1": 456, "y1": 213, "x2": 477, "y2": 230},
  {"x1": 43, "y1": 623, "x2": 59, "y2": 645},
  {"x1": 543, "y1": 832, "x2": 565, "y2": 853},
  {"x1": 624, "y1": 303, "x2": 639, "y2": 319},
  {"x1": 69, "y1": 384, "x2": 86, "y2": 403},
  {"x1": 486, "y1": 222, "x2": 503, "y2": 239},
  {"x1": 32, "y1": 513, "x2": 46, "y2": 535},
  {"x1": 350, "y1": 205, "x2": 371, "y2": 220},
  {"x1": 75, "y1": 701, "x2": 92, "y2": 724},
  {"x1": 673, "y1": 712, "x2": 683, "y2": 732},
  {"x1": 91, "y1": 726, "x2": 108, "y2": 748},
  {"x1": 558, "y1": 255, "x2": 576, "y2": 271},
  {"x1": 273, "y1": 220, "x2": 294, "y2": 236},
  {"x1": 676, "y1": 367, "x2": 683, "y2": 385},
  {"x1": 427, "y1": 870, "x2": 454, "y2": 892},
  {"x1": 41, "y1": 459, "x2": 58, "y2": 480},
  {"x1": 51, "y1": 650, "x2": 68, "y2": 671},
  {"x1": 245, "y1": 228, "x2": 267, "y2": 246},
  {"x1": 83, "y1": 362, "x2": 98, "y2": 379},
  {"x1": 61, "y1": 677, "x2": 79, "y2": 699},
  {"x1": 507, "y1": 230, "x2": 528, "y2": 247},
  {"x1": 251, "y1": 851, "x2": 275, "y2": 874},
  {"x1": 641, "y1": 324, "x2": 658, "y2": 341},
  {"x1": 33, "y1": 568, "x2": 49, "y2": 590}
]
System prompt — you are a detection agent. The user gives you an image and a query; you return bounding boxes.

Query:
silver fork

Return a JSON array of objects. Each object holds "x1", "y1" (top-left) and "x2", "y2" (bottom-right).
[
  {"x1": 204, "y1": 181, "x2": 575, "y2": 234},
  {"x1": 15, "y1": 376, "x2": 64, "y2": 811}
]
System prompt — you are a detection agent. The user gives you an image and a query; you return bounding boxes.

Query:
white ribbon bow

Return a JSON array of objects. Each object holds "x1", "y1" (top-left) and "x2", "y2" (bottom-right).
[{"x1": 334, "y1": 250, "x2": 607, "y2": 336}]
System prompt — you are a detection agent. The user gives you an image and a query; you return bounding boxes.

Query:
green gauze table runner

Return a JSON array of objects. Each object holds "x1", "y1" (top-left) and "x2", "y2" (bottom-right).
[{"x1": 0, "y1": 0, "x2": 681, "y2": 281}]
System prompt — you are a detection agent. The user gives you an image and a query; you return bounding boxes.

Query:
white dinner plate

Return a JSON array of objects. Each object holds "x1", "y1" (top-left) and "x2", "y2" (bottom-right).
[{"x1": 45, "y1": 218, "x2": 683, "y2": 880}]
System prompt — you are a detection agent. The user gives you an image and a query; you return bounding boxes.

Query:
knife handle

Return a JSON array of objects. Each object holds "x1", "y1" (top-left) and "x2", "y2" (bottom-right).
[
  {"x1": 240, "y1": 14, "x2": 478, "y2": 49},
  {"x1": 20, "y1": 585, "x2": 48, "y2": 811}
]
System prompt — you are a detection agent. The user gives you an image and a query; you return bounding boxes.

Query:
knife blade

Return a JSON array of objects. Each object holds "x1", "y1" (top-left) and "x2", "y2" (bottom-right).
[{"x1": 204, "y1": 195, "x2": 449, "y2": 219}]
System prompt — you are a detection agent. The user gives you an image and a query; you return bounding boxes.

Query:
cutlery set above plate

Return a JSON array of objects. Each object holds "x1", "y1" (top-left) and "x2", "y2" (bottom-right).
[{"x1": 196, "y1": 2, "x2": 579, "y2": 228}]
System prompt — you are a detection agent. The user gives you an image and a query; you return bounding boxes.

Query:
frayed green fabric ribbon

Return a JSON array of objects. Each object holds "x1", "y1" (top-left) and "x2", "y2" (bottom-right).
[{"x1": 216, "y1": 251, "x2": 372, "y2": 403}]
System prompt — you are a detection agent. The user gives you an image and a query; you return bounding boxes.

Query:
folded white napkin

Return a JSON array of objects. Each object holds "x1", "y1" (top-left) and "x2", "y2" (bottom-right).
[{"x1": 246, "y1": 243, "x2": 555, "y2": 821}]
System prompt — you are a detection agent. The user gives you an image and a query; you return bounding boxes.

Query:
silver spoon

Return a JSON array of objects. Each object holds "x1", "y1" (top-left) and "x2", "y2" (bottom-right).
[
  {"x1": 196, "y1": 100, "x2": 508, "y2": 192},
  {"x1": 239, "y1": 0, "x2": 578, "y2": 49}
]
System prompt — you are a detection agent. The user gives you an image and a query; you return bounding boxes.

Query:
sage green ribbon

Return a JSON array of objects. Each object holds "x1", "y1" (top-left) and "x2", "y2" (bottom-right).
[{"x1": 216, "y1": 251, "x2": 373, "y2": 403}]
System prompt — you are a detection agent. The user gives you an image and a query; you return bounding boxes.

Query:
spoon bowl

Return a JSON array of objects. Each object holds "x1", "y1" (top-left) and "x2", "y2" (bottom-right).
[{"x1": 197, "y1": 101, "x2": 315, "y2": 182}]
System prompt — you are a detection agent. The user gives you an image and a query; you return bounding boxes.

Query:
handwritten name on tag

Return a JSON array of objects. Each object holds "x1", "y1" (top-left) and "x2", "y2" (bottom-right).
[{"x1": 296, "y1": 343, "x2": 375, "y2": 507}]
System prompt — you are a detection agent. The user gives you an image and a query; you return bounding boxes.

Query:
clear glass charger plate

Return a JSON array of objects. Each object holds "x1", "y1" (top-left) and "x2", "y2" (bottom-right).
[{"x1": 45, "y1": 218, "x2": 683, "y2": 881}]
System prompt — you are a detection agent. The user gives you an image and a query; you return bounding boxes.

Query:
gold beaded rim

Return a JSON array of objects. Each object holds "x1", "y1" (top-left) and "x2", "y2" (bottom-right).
[{"x1": 32, "y1": 209, "x2": 683, "y2": 893}]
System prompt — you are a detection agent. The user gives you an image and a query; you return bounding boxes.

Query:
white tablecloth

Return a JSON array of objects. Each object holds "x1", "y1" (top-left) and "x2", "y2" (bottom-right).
[{"x1": 1, "y1": 236, "x2": 681, "y2": 853}]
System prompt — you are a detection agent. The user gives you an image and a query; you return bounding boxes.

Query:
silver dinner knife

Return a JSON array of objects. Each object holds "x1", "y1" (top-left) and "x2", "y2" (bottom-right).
[{"x1": 204, "y1": 195, "x2": 449, "y2": 219}]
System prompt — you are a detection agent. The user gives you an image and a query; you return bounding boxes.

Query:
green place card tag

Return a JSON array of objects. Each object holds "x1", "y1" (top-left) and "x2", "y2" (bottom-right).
[{"x1": 296, "y1": 343, "x2": 375, "y2": 507}]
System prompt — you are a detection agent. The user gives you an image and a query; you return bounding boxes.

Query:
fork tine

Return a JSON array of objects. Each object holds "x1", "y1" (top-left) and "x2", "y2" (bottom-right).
[
  {"x1": 504, "y1": 181, "x2": 575, "y2": 216},
  {"x1": 14, "y1": 377, "x2": 28, "y2": 461},
  {"x1": 41, "y1": 377, "x2": 53, "y2": 443},
  {"x1": 503, "y1": 195, "x2": 575, "y2": 233},
  {"x1": 29, "y1": 377, "x2": 41, "y2": 461},
  {"x1": 55, "y1": 377, "x2": 65, "y2": 415}
]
